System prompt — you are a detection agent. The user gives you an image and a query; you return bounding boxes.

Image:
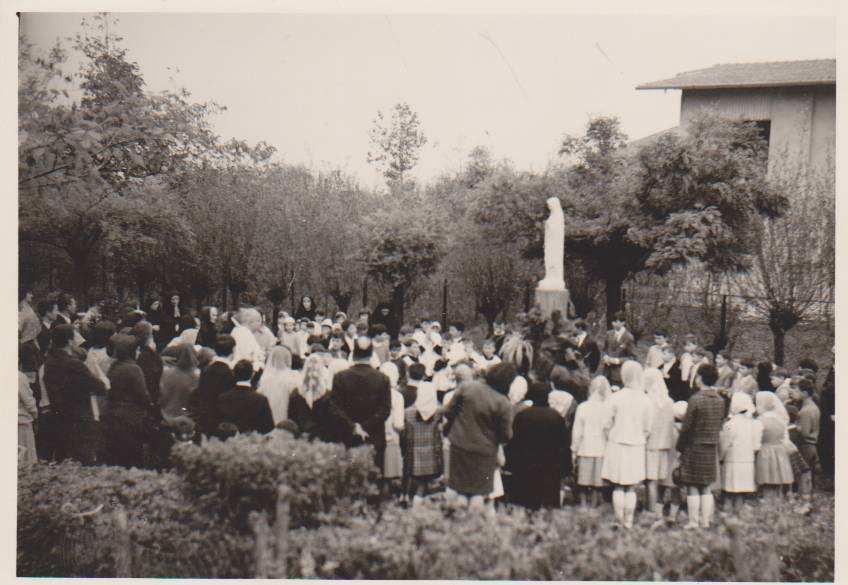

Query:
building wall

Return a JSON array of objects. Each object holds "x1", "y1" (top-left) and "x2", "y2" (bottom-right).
[{"x1": 680, "y1": 86, "x2": 835, "y2": 175}]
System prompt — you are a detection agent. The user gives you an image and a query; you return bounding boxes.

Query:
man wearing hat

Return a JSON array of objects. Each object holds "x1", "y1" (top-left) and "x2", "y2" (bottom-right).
[{"x1": 601, "y1": 311, "x2": 635, "y2": 386}]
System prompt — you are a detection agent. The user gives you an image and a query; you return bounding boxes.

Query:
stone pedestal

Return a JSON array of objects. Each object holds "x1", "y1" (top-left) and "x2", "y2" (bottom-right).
[{"x1": 535, "y1": 287, "x2": 571, "y2": 321}]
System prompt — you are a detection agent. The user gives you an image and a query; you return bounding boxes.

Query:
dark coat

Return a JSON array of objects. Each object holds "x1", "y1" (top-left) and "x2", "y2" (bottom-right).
[
  {"x1": 102, "y1": 358, "x2": 159, "y2": 469},
  {"x1": 217, "y1": 384, "x2": 275, "y2": 435},
  {"x1": 196, "y1": 322, "x2": 218, "y2": 349},
  {"x1": 507, "y1": 406, "x2": 566, "y2": 510},
  {"x1": 663, "y1": 361, "x2": 690, "y2": 403},
  {"x1": 575, "y1": 335, "x2": 602, "y2": 374},
  {"x1": 191, "y1": 361, "x2": 234, "y2": 438},
  {"x1": 137, "y1": 347, "x2": 164, "y2": 405},
  {"x1": 602, "y1": 329, "x2": 636, "y2": 385},
  {"x1": 158, "y1": 303, "x2": 183, "y2": 346},
  {"x1": 42, "y1": 348, "x2": 106, "y2": 423},
  {"x1": 327, "y1": 363, "x2": 391, "y2": 452},
  {"x1": 443, "y1": 380, "x2": 513, "y2": 456}
]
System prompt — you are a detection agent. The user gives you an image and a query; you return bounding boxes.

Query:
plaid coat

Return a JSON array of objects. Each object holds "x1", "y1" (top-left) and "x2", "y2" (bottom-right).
[
  {"x1": 677, "y1": 387, "x2": 725, "y2": 485},
  {"x1": 402, "y1": 408, "x2": 444, "y2": 478}
]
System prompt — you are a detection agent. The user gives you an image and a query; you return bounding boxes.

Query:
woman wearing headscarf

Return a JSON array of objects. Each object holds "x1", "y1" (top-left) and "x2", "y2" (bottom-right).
[
  {"x1": 676, "y1": 364, "x2": 725, "y2": 529},
  {"x1": 288, "y1": 353, "x2": 332, "y2": 440},
  {"x1": 508, "y1": 381, "x2": 568, "y2": 510},
  {"x1": 443, "y1": 362, "x2": 514, "y2": 510},
  {"x1": 257, "y1": 346, "x2": 303, "y2": 425},
  {"x1": 102, "y1": 334, "x2": 159, "y2": 469},
  {"x1": 146, "y1": 300, "x2": 163, "y2": 346},
  {"x1": 644, "y1": 367, "x2": 676, "y2": 516},
  {"x1": 401, "y1": 367, "x2": 444, "y2": 504},
  {"x1": 754, "y1": 391, "x2": 794, "y2": 498},
  {"x1": 719, "y1": 392, "x2": 763, "y2": 511},
  {"x1": 601, "y1": 360, "x2": 653, "y2": 528},
  {"x1": 159, "y1": 343, "x2": 200, "y2": 422}
]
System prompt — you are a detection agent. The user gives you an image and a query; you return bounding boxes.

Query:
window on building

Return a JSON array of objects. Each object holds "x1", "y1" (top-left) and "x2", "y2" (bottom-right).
[{"x1": 752, "y1": 120, "x2": 771, "y2": 148}]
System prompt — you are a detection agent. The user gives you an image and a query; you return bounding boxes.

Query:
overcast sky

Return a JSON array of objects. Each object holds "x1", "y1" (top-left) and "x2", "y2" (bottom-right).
[{"x1": 20, "y1": 10, "x2": 835, "y2": 189}]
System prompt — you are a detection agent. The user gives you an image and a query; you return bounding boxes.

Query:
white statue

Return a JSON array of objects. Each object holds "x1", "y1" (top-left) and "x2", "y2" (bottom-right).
[{"x1": 538, "y1": 196, "x2": 566, "y2": 291}]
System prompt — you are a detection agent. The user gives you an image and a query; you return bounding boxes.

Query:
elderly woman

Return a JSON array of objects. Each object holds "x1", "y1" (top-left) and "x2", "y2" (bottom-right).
[
  {"x1": 257, "y1": 346, "x2": 303, "y2": 425},
  {"x1": 677, "y1": 364, "x2": 725, "y2": 529},
  {"x1": 601, "y1": 360, "x2": 653, "y2": 528},
  {"x1": 103, "y1": 334, "x2": 159, "y2": 469},
  {"x1": 443, "y1": 362, "x2": 514, "y2": 510},
  {"x1": 508, "y1": 381, "x2": 568, "y2": 510}
]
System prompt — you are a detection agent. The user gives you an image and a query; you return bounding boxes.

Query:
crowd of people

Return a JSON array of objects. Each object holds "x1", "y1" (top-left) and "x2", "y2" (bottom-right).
[{"x1": 18, "y1": 288, "x2": 836, "y2": 529}]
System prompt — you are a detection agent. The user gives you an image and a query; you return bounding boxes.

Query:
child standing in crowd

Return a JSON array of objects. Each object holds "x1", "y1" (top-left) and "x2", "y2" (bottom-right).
[
  {"x1": 572, "y1": 376, "x2": 611, "y2": 508},
  {"x1": 719, "y1": 393, "x2": 762, "y2": 512},
  {"x1": 715, "y1": 350, "x2": 736, "y2": 390},
  {"x1": 731, "y1": 358, "x2": 758, "y2": 396},
  {"x1": 644, "y1": 368, "x2": 676, "y2": 516},
  {"x1": 754, "y1": 391, "x2": 794, "y2": 499},
  {"x1": 380, "y1": 362, "x2": 405, "y2": 497},
  {"x1": 679, "y1": 334, "x2": 699, "y2": 386},
  {"x1": 402, "y1": 375, "x2": 444, "y2": 505},
  {"x1": 796, "y1": 379, "x2": 820, "y2": 497},
  {"x1": 602, "y1": 361, "x2": 653, "y2": 528},
  {"x1": 645, "y1": 329, "x2": 670, "y2": 369},
  {"x1": 471, "y1": 339, "x2": 501, "y2": 373}
]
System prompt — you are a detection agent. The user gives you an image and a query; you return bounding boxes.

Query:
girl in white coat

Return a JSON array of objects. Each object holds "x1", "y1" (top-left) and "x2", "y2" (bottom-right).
[
  {"x1": 644, "y1": 368, "x2": 676, "y2": 515},
  {"x1": 572, "y1": 376, "x2": 611, "y2": 507},
  {"x1": 601, "y1": 361, "x2": 654, "y2": 528},
  {"x1": 719, "y1": 392, "x2": 763, "y2": 512}
]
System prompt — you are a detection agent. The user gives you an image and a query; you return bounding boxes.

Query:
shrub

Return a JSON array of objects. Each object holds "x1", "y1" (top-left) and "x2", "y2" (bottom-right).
[
  {"x1": 283, "y1": 493, "x2": 833, "y2": 581},
  {"x1": 170, "y1": 430, "x2": 380, "y2": 530},
  {"x1": 17, "y1": 460, "x2": 254, "y2": 578}
]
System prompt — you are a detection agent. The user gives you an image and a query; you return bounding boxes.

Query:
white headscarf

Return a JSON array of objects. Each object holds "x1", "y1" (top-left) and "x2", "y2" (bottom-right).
[
  {"x1": 730, "y1": 392, "x2": 754, "y2": 417},
  {"x1": 621, "y1": 360, "x2": 644, "y2": 392},
  {"x1": 301, "y1": 354, "x2": 329, "y2": 409},
  {"x1": 755, "y1": 390, "x2": 789, "y2": 424},
  {"x1": 643, "y1": 367, "x2": 671, "y2": 408},
  {"x1": 588, "y1": 376, "x2": 611, "y2": 402},
  {"x1": 414, "y1": 380, "x2": 438, "y2": 421},
  {"x1": 379, "y1": 362, "x2": 400, "y2": 389},
  {"x1": 257, "y1": 346, "x2": 302, "y2": 424}
]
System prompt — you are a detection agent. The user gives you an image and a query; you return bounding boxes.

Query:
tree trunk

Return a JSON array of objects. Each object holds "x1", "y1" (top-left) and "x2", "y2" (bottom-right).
[
  {"x1": 604, "y1": 275, "x2": 624, "y2": 329},
  {"x1": 70, "y1": 250, "x2": 91, "y2": 307},
  {"x1": 391, "y1": 285, "x2": 405, "y2": 329},
  {"x1": 770, "y1": 322, "x2": 786, "y2": 366}
]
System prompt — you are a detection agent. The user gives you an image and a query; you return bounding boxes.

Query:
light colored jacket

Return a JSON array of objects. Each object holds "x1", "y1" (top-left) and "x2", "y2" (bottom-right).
[
  {"x1": 18, "y1": 372, "x2": 38, "y2": 424},
  {"x1": 647, "y1": 398, "x2": 675, "y2": 450},
  {"x1": 385, "y1": 389, "x2": 405, "y2": 444},
  {"x1": 719, "y1": 415, "x2": 763, "y2": 463},
  {"x1": 605, "y1": 386, "x2": 653, "y2": 446},
  {"x1": 572, "y1": 400, "x2": 609, "y2": 457}
]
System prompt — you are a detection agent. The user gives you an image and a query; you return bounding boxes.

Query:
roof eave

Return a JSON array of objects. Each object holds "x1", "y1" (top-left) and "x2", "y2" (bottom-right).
[{"x1": 636, "y1": 80, "x2": 836, "y2": 91}]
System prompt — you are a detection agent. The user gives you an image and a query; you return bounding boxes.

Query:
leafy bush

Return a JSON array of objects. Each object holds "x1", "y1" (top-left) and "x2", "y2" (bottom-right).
[
  {"x1": 170, "y1": 430, "x2": 380, "y2": 530},
  {"x1": 283, "y1": 493, "x2": 833, "y2": 581},
  {"x1": 17, "y1": 460, "x2": 255, "y2": 578}
]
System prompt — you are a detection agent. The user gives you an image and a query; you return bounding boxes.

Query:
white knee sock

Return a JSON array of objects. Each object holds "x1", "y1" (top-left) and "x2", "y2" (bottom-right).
[
  {"x1": 700, "y1": 493, "x2": 714, "y2": 528},
  {"x1": 612, "y1": 490, "x2": 625, "y2": 524},
  {"x1": 686, "y1": 495, "x2": 700, "y2": 527},
  {"x1": 624, "y1": 491, "x2": 637, "y2": 527}
]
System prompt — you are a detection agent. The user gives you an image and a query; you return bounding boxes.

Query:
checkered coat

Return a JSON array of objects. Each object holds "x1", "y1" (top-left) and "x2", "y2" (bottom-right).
[
  {"x1": 402, "y1": 407, "x2": 444, "y2": 478},
  {"x1": 677, "y1": 387, "x2": 725, "y2": 485}
]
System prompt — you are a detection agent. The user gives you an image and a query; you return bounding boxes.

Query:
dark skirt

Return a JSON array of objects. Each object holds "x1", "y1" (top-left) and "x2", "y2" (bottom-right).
[
  {"x1": 679, "y1": 444, "x2": 718, "y2": 486},
  {"x1": 448, "y1": 444, "x2": 497, "y2": 496}
]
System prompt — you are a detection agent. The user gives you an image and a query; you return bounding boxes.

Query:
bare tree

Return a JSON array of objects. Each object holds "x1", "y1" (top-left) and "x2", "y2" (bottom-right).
[{"x1": 737, "y1": 164, "x2": 835, "y2": 365}]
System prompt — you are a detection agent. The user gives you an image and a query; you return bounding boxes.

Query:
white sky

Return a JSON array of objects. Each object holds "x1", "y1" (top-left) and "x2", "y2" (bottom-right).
[{"x1": 19, "y1": 10, "x2": 836, "y2": 189}]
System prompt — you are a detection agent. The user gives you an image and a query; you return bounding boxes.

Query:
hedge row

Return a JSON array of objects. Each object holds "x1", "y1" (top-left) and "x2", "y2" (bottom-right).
[{"x1": 18, "y1": 430, "x2": 834, "y2": 580}]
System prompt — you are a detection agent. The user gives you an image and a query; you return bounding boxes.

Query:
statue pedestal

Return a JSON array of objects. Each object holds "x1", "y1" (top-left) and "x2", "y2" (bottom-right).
[{"x1": 535, "y1": 287, "x2": 571, "y2": 320}]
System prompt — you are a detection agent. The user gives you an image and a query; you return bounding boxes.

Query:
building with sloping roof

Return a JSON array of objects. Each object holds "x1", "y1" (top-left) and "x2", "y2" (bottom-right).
[{"x1": 636, "y1": 59, "x2": 835, "y2": 174}]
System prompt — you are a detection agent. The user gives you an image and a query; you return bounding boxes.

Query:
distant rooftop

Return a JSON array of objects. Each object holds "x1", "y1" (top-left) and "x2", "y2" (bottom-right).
[{"x1": 637, "y1": 59, "x2": 836, "y2": 90}]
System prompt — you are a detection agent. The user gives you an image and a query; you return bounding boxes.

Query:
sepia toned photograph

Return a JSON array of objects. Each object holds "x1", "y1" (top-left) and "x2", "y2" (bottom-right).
[{"x1": 15, "y1": 3, "x2": 835, "y2": 580}]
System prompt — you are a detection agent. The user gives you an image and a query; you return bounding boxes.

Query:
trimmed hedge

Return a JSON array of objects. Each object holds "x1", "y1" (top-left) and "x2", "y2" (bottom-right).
[
  {"x1": 170, "y1": 430, "x2": 380, "y2": 530},
  {"x1": 17, "y1": 461, "x2": 254, "y2": 578},
  {"x1": 18, "y1": 432, "x2": 834, "y2": 580},
  {"x1": 283, "y1": 494, "x2": 834, "y2": 581}
]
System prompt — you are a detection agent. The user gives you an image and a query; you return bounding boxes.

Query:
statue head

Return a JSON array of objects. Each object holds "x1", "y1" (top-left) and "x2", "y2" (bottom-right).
[{"x1": 546, "y1": 197, "x2": 561, "y2": 212}]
